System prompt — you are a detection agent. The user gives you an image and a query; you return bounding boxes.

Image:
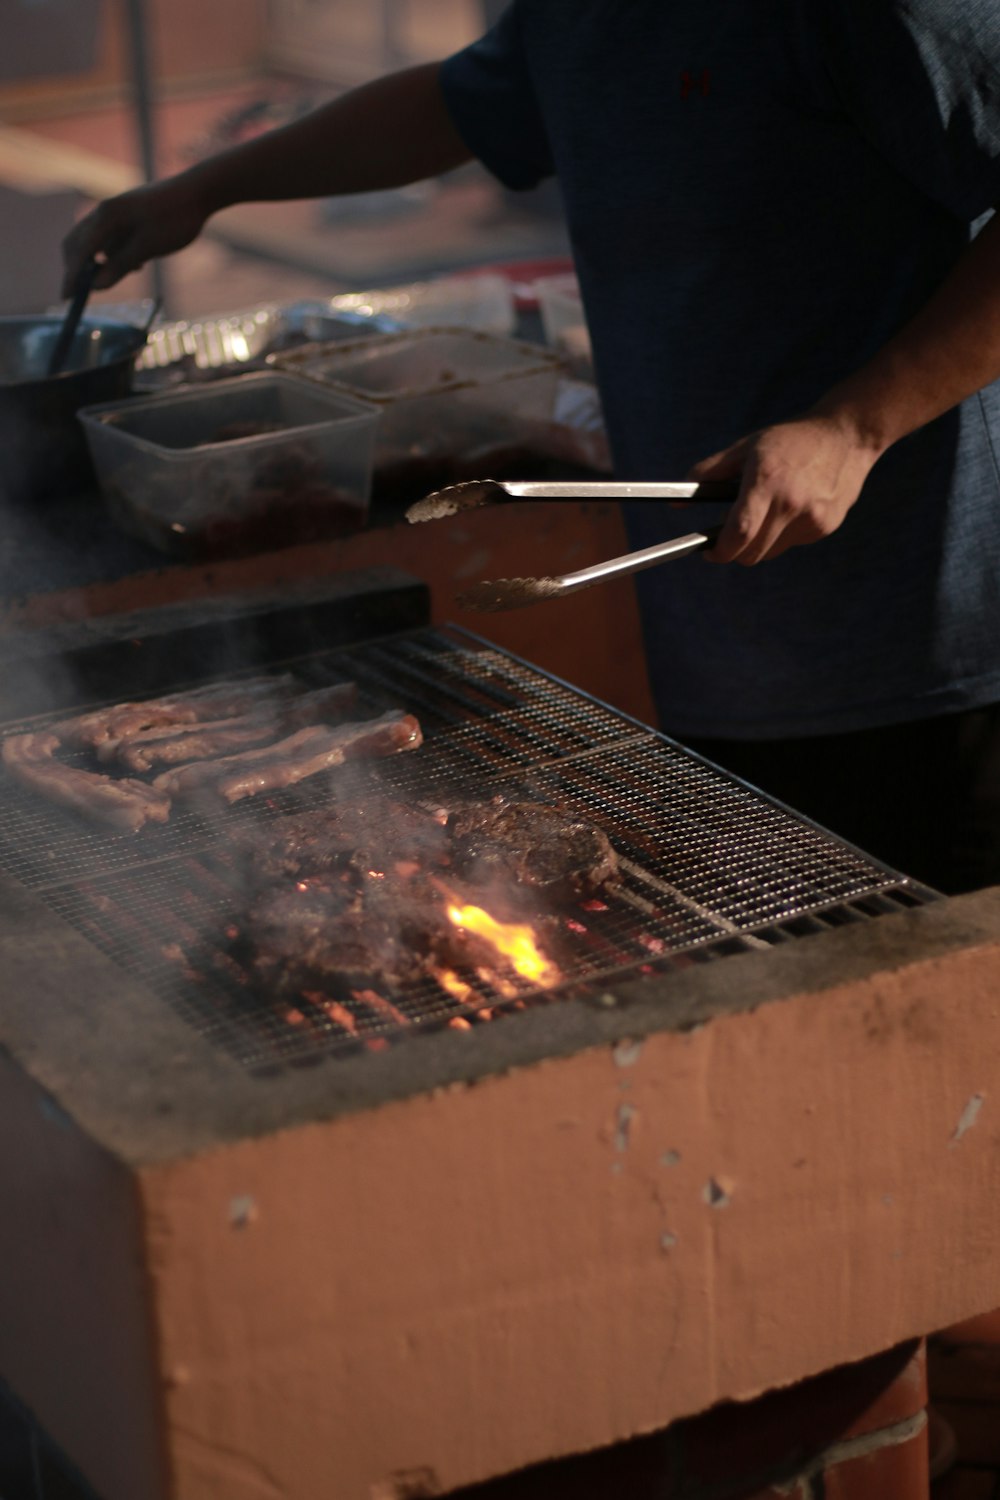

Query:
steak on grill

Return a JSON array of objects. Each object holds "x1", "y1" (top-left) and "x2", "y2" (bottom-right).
[
  {"x1": 248, "y1": 878, "x2": 436, "y2": 995},
  {"x1": 448, "y1": 797, "x2": 619, "y2": 902},
  {"x1": 228, "y1": 800, "x2": 449, "y2": 883}
]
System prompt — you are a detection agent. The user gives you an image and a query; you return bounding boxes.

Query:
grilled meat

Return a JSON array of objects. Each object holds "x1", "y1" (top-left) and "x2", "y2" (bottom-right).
[
  {"x1": 228, "y1": 799, "x2": 448, "y2": 883},
  {"x1": 154, "y1": 711, "x2": 423, "y2": 804},
  {"x1": 2, "y1": 731, "x2": 170, "y2": 831},
  {"x1": 448, "y1": 797, "x2": 619, "y2": 901},
  {"x1": 248, "y1": 878, "x2": 432, "y2": 995},
  {"x1": 246, "y1": 868, "x2": 501, "y2": 998},
  {"x1": 228, "y1": 793, "x2": 609, "y2": 1005},
  {"x1": 61, "y1": 674, "x2": 298, "y2": 752},
  {"x1": 105, "y1": 681, "x2": 359, "y2": 771}
]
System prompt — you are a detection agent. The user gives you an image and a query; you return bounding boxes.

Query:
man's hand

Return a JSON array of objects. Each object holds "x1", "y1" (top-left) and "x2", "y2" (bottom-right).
[
  {"x1": 62, "y1": 178, "x2": 209, "y2": 296},
  {"x1": 687, "y1": 413, "x2": 884, "y2": 565},
  {"x1": 61, "y1": 62, "x2": 471, "y2": 298}
]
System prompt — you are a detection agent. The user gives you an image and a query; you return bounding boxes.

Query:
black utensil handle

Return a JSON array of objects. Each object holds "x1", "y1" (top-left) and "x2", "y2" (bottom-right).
[
  {"x1": 46, "y1": 258, "x2": 99, "y2": 378},
  {"x1": 679, "y1": 480, "x2": 741, "y2": 504}
]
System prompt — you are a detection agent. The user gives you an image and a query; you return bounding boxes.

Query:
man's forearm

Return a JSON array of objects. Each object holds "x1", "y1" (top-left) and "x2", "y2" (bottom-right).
[
  {"x1": 691, "y1": 209, "x2": 1000, "y2": 565},
  {"x1": 814, "y1": 209, "x2": 1000, "y2": 453},
  {"x1": 184, "y1": 62, "x2": 472, "y2": 217}
]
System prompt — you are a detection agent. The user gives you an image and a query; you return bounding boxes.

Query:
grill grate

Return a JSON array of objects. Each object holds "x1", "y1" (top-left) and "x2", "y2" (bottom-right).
[{"x1": 0, "y1": 627, "x2": 937, "y2": 1073}]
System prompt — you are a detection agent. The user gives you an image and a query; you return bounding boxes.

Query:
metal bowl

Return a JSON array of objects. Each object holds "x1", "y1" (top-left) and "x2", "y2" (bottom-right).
[{"x1": 0, "y1": 314, "x2": 149, "y2": 505}]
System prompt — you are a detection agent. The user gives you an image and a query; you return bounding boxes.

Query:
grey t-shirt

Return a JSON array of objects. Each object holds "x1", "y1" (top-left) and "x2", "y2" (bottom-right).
[{"x1": 440, "y1": 0, "x2": 1000, "y2": 739}]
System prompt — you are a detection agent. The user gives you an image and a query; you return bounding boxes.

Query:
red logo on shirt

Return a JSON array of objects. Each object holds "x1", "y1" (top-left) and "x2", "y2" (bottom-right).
[{"x1": 680, "y1": 69, "x2": 711, "y2": 99}]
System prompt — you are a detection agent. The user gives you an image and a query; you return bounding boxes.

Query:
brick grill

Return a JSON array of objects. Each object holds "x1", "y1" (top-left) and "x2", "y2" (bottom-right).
[
  {"x1": 3, "y1": 574, "x2": 987, "y2": 1500},
  {"x1": 0, "y1": 622, "x2": 937, "y2": 1075}
]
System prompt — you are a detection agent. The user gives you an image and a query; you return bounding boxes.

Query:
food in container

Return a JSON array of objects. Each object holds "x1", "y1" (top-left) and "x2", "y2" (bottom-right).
[
  {"x1": 78, "y1": 372, "x2": 378, "y2": 559},
  {"x1": 273, "y1": 328, "x2": 560, "y2": 502}
]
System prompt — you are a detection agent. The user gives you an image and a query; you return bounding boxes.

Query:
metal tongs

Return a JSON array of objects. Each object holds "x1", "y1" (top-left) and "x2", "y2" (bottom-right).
[
  {"x1": 405, "y1": 477, "x2": 738, "y2": 612},
  {"x1": 405, "y1": 476, "x2": 737, "y2": 523}
]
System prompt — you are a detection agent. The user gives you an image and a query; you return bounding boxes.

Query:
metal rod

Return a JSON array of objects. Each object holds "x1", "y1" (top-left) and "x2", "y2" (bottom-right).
[{"x1": 123, "y1": 0, "x2": 166, "y2": 311}]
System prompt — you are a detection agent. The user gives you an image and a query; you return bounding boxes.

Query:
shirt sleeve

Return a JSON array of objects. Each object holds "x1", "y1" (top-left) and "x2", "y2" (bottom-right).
[
  {"x1": 821, "y1": 0, "x2": 1000, "y2": 221},
  {"x1": 438, "y1": 1, "x2": 555, "y2": 191}
]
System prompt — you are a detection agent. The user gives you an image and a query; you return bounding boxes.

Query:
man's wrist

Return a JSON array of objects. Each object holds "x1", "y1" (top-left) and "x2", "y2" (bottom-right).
[{"x1": 806, "y1": 390, "x2": 896, "y2": 461}]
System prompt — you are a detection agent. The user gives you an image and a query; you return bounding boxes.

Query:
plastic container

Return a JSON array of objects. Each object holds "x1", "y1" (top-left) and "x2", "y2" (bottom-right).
[
  {"x1": 79, "y1": 371, "x2": 378, "y2": 560},
  {"x1": 534, "y1": 272, "x2": 593, "y2": 379},
  {"x1": 275, "y1": 328, "x2": 560, "y2": 501},
  {"x1": 319, "y1": 271, "x2": 515, "y2": 336}
]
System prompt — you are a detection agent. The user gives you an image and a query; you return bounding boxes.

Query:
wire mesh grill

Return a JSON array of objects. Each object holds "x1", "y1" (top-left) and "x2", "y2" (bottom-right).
[{"x1": 0, "y1": 627, "x2": 936, "y2": 1073}]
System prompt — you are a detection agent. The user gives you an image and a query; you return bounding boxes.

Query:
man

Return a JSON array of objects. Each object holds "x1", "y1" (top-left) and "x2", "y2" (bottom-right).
[{"x1": 65, "y1": 0, "x2": 1000, "y2": 893}]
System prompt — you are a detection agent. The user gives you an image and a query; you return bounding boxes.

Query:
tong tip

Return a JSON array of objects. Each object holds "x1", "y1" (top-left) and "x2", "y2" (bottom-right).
[
  {"x1": 457, "y1": 577, "x2": 564, "y2": 612},
  {"x1": 405, "y1": 480, "x2": 505, "y2": 524}
]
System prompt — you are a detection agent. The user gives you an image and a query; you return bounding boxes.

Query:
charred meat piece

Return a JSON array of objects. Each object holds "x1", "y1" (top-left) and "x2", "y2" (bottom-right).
[
  {"x1": 61, "y1": 674, "x2": 298, "y2": 752},
  {"x1": 2, "y1": 731, "x2": 170, "y2": 832},
  {"x1": 106, "y1": 681, "x2": 359, "y2": 772},
  {"x1": 154, "y1": 711, "x2": 423, "y2": 804},
  {"x1": 247, "y1": 878, "x2": 429, "y2": 996},
  {"x1": 245, "y1": 869, "x2": 498, "y2": 998},
  {"x1": 229, "y1": 799, "x2": 448, "y2": 883},
  {"x1": 448, "y1": 797, "x2": 619, "y2": 902}
]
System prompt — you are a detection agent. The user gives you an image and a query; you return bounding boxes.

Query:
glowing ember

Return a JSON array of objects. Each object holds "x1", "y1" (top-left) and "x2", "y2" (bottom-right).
[
  {"x1": 479, "y1": 968, "x2": 519, "y2": 999},
  {"x1": 580, "y1": 899, "x2": 608, "y2": 913},
  {"x1": 367, "y1": 869, "x2": 385, "y2": 880},
  {"x1": 434, "y1": 967, "x2": 477, "y2": 1004},
  {"x1": 448, "y1": 903, "x2": 559, "y2": 986},
  {"x1": 448, "y1": 1017, "x2": 472, "y2": 1031},
  {"x1": 352, "y1": 988, "x2": 409, "y2": 1026},
  {"x1": 303, "y1": 990, "x2": 358, "y2": 1034},
  {"x1": 565, "y1": 918, "x2": 587, "y2": 935}
]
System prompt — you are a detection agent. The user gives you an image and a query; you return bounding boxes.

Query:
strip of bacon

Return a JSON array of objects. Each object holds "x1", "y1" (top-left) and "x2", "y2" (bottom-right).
[
  {"x1": 106, "y1": 682, "x2": 359, "y2": 771},
  {"x1": 60, "y1": 674, "x2": 298, "y2": 752},
  {"x1": 2, "y1": 732, "x2": 170, "y2": 831},
  {"x1": 153, "y1": 711, "x2": 423, "y2": 805}
]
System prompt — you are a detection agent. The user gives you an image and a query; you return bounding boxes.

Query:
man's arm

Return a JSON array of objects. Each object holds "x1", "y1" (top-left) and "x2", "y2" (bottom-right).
[
  {"x1": 691, "y1": 209, "x2": 1000, "y2": 565},
  {"x1": 62, "y1": 62, "x2": 472, "y2": 294}
]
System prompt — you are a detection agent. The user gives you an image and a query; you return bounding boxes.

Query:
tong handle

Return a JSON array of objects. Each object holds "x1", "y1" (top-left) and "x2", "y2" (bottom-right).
[{"x1": 560, "y1": 524, "x2": 725, "y2": 591}]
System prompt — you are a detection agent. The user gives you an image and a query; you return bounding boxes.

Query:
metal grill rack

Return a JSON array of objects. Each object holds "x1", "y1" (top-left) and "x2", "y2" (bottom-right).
[{"x1": 0, "y1": 627, "x2": 938, "y2": 1073}]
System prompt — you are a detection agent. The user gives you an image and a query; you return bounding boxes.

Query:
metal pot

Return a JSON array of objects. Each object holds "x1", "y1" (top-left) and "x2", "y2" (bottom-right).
[{"x1": 0, "y1": 314, "x2": 149, "y2": 505}]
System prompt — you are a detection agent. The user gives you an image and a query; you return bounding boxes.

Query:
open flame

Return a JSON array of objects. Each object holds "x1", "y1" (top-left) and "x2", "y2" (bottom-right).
[{"x1": 447, "y1": 902, "x2": 559, "y2": 987}]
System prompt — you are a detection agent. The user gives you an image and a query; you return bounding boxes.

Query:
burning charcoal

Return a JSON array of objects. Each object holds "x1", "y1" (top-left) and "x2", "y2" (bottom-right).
[{"x1": 448, "y1": 797, "x2": 620, "y2": 904}]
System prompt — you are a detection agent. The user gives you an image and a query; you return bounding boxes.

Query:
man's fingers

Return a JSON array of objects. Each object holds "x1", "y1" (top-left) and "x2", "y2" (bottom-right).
[
  {"x1": 687, "y1": 438, "x2": 750, "y2": 483},
  {"x1": 61, "y1": 198, "x2": 140, "y2": 295},
  {"x1": 91, "y1": 245, "x2": 144, "y2": 290},
  {"x1": 707, "y1": 488, "x2": 771, "y2": 563}
]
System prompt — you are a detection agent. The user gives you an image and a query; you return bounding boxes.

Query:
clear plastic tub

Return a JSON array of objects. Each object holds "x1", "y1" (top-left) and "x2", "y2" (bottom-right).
[
  {"x1": 320, "y1": 271, "x2": 515, "y2": 335},
  {"x1": 534, "y1": 273, "x2": 593, "y2": 379},
  {"x1": 78, "y1": 371, "x2": 378, "y2": 560},
  {"x1": 274, "y1": 328, "x2": 560, "y2": 501}
]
